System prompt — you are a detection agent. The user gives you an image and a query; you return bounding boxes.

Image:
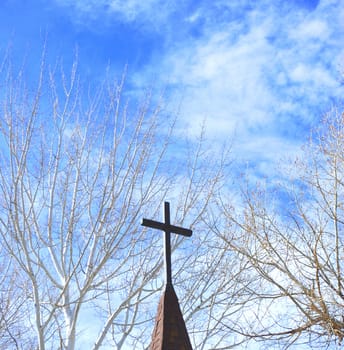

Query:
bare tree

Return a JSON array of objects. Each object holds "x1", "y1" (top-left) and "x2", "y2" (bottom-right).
[
  {"x1": 217, "y1": 109, "x2": 344, "y2": 349},
  {"x1": 0, "y1": 250, "x2": 37, "y2": 349},
  {"x1": 0, "y1": 51, "x2": 237, "y2": 349}
]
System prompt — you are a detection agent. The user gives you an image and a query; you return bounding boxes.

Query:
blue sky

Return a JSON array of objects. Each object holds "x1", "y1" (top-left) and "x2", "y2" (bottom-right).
[
  {"x1": 0, "y1": 1, "x2": 343, "y2": 349},
  {"x1": 0, "y1": 0, "x2": 343, "y2": 174}
]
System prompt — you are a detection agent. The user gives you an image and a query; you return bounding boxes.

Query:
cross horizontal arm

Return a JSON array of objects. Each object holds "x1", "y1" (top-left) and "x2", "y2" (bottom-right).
[{"x1": 141, "y1": 218, "x2": 192, "y2": 237}]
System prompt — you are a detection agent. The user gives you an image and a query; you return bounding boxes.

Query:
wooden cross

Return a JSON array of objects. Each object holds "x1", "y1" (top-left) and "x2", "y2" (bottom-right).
[{"x1": 142, "y1": 201, "x2": 192, "y2": 286}]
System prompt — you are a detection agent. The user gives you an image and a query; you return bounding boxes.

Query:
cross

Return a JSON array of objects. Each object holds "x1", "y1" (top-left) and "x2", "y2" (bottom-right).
[{"x1": 141, "y1": 201, "x2": 192, "y2": 286}]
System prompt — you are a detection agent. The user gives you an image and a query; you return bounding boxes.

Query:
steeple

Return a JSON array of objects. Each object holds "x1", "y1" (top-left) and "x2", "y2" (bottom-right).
[
  {"x1": 150, "y1": 283, "x2": 193, "y2": 350},
  {"x1": 142, "y1": 202, "x2": 193, "y2": 350}
]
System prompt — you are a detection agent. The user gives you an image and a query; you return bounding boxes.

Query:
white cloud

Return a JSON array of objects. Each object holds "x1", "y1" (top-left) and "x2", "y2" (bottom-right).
[
  {"x1": 108, "y1": 0, "x2": 171, "y2": 22},
  {"x1": 290, "y1": 63, "x2": 336, "y2": 87},
  {"x1": 53, "y1": 0, "x2": 343, "y2": 178},
  {"x1": 130, "y1": 0, "x2": 343, "y2": 180},
  {"x1": 290, "y1": 19, "x2": 330, "y2": 41},
  {"x1": 157, "y1": 22, "x2": 276, "y2": 136},
  {"x1": 53, "y1": 0, "x2": 176, "y2": 28}
]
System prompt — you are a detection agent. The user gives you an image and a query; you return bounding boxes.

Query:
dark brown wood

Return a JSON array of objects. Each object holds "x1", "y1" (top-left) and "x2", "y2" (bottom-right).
[{"x1": 141, "y1": 219, "x2": 192, "y2": 237}]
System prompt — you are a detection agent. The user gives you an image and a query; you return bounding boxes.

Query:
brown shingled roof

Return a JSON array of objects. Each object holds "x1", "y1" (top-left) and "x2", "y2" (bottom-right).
[{"x1": 150, "y1": 283, "x2": 193, "y2": 350}]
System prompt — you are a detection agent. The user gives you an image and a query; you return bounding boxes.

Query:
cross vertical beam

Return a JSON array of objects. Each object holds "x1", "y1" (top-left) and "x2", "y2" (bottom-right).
[
  {"x1": 164, "y1": 202, "x2": 172, "y2": 285},
  {"x1": 142, "y1": 201, "x2": 192, "y2": 286}
]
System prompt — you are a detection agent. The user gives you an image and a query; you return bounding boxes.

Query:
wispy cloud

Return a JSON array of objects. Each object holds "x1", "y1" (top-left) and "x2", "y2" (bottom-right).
[
  {"x1": 131, "y1": 0, "x2": 343, "y2": 171},
  {"x1": 52, "y1": 0, "x2": 178, "y2": 30},
  {"x1": 50, "y1": 0, "x2": 343, "y2": 175}
]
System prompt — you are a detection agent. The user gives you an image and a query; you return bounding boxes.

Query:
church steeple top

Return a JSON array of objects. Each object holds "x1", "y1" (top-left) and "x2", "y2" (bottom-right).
[
  {"x1": 142, "y1": 202, "x2": 193, "y2": 350},
  {"x1": 150, "y1": 283, "x2": 193, "y2": 350}
]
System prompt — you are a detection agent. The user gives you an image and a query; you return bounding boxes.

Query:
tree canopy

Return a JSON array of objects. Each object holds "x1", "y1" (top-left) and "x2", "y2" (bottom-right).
[{"x1": 0, "y1": 52, "x2": 343, "y2": 350}]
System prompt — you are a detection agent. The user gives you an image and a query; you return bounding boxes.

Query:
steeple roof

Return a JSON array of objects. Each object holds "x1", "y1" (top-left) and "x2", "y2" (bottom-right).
[{"x1": 150, "y1": 283, "x2": 193, "y2": 350}]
